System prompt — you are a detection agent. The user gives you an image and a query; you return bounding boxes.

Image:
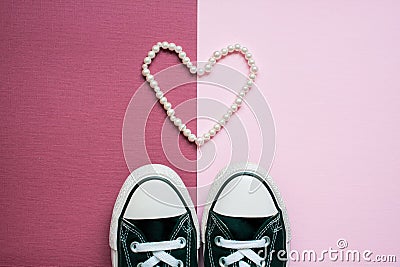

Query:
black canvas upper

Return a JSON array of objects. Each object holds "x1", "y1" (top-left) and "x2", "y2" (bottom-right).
[
  {"x1": 203, "y1": 172, "x2": 288, "y2": 267},
  {"x1": 116, "y1": 177, "x2": 198, "y2": 267},
  {"x1": 118, "y1": 214, "x2": 197, "y2": 267},
  {"x1": 204, "y1": 211, "x2": 287, "y2": 267}
]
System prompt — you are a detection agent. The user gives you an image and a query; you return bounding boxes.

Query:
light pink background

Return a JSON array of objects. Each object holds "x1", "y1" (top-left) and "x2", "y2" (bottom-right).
[{"x1": 198, "y1": 0, "x2": 400, "y2": 266}]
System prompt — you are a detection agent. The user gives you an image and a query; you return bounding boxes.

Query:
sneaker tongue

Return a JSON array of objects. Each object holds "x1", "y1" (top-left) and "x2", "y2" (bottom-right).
[
  {"x1": 126, "y1": 214, "x2": 184, "y2": 242},
  {"x1": 212, "y1": 211, "x2": 278, "y2": 240}
]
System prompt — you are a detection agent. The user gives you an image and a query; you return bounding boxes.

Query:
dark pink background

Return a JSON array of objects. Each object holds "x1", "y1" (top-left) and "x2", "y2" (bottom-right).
[{"x1": 0, "y1": 1, "x2": 196, "y2": 266}]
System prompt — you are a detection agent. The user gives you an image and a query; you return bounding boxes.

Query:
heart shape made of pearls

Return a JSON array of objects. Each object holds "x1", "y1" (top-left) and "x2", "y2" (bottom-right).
[{"x1": 142, "y1": 42, "x2": 258, "y2": 147}]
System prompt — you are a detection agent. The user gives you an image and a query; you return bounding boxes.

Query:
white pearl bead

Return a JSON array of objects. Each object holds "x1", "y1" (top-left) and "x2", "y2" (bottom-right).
[
  {"x1": 235, "y1": 98, "x2": 242, "y2": 105},
  {"x1": 251, "y1": 65, "x2": 258, "y2": 73},
  {"x1": 249, "y1": 73, "x2": 256, "y2": 80},
  {"x1": 223, "y1": 113, "x2": 230, "y2": 121},
  {"x1": 164, "y1": 102, "x2": 171, "y2": 110},
  {"x1": 188, "y1": 134, "x2": 196, "y2": 142},
  {"x1": 239, "y1": 91, "x2": 246, "y2": 97},
  {"x1": 179, "y1": 51, "x2": 186, "y2": 59},
  {"x1": 150, "y1": 80, "x2": 158, "y2": 88},
  {"x1": 227, "y1": 109, "x2": 233, "y2": 116},
  {"x1": 209, "y1": 129, "x2": 216, "y2": 136},
  {"x1": 247, "y1": 80, "x2": 253, "y2": 87},
  {"x1": 148, "y1": 51, "x2": 155, "y2": 59},
  {"x1": 146, "y1": 75, "x2": 154, "y2": 82},
  {"x1": 248, "y1": 58, "x2": 256, "y2": 66},
  {"x1": 144, "y1": 57, "x2": 152, "y2": 64},
  {"x1": 162, "y1": 41, "x2": 169, "y2": 49},
  {"x1": 213, "y1": 51, "x2": 221, "y2": 59},
  {"x1": 157, "y1": 42, "x2": 162, "y2": 46},
  {"x1": 195, "y1": 137, "x2": 204, "y2": 146},
  {"x1": 203, "y1": 133, "x2": 211, "y2": 141},
  {"x1": 245, "y1": 52, "x2": 252, "y2": 59},
  {"x1": 167, "y1": 109, "x2": 175, "y2": 116},
  {"x1": 186, "y1": 62, "x2": 193, "y2": 68},
  {"x1": 214, "y1": 124, "x2": 221, "y2": 131},
  {"x1": 159, "y1": 97, "x2": 167, "y2": 105},
  {"x1": 179, "y1": 124, "x2": 186, "y2": 131},
  {"x1": 190, "y1": 66, "x2": 197, "y2": 74},
  {"x1": 152, "y1": 45, "x2": 160, "y2": 53},
  {"x1": 183, "y1": 128, "x2": 191, "y2": 137},
  {"x1": 221, "y1": 48, "x2": 228, "y2": 55},
  {"x1": 182, "y1": 57, "x2": 190, "y2": 64},
  {"x1": 156, "y1": 91, "x2": 163, "y2": 99},
  {"x1": 168, "y1": 43, "x2": 176, "y2": 51},
  {"x1": 175, "y1": 46, "x2": 182, "y2": 53},
  {"x1": 243, "y1": 86, "x2": 249, "y2": 92},
  {"x1": 231, "y1": 104, "x2": 238, "y2": 112},
  {"x1": 204, "y1": 63, "x2": 212, "y2": 72},
  {"x1": 142, "y1": 68, "x2": 150, "y2": 76},
  {"x1": 234, "y1": 44, "x2": 241, "y2": 50},
  {"x1": 228, "y1": 45, "x2": 234, "y2": 52},
  {"x1": 197, "y1": 68, "x2": 205, "y2": 76},
  {"x1": 142, "y1": 64, "x2": 148, "y2": 69},
  {"x1": 219, "y1": 119, "x2": 226, "y2": 126},
  {"x1": 153, "y1": 86, "x2": 160, "y2": 92},
  {"x1": 174, "y1": 118, "x2": 182, "y2": 127},
  {"x1": 241, "y1": 47, "x2": 248, "y2": 53},
  {"x1": 209, "y1": 57, "x2": 216, "y2": 65},
  {"x1": 169, "y1": 115, "x2": 176, "y2": 122}
]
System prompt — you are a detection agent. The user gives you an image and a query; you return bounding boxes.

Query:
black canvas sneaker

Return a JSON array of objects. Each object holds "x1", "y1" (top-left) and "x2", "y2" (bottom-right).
[
  {"x1": 202, "y1": 163, "x2": 290, "y2": 267},
  {"x1": 110, "y1": 164, "x2": 200, "y2": 267}
]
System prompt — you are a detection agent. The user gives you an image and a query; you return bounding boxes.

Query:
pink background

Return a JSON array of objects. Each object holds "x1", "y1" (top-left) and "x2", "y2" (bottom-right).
[
  {"x1": 1, "y1": 1, "x2": 400, "y2": 266},
  {"x1": 198, "y1": 0, "x2": 400, "y2": 266},
  {"x1": 0, "y1": 1, "x2": 196, "y2": 266}
]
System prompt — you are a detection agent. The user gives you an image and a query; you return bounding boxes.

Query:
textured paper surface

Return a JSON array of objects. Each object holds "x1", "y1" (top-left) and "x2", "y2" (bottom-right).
[
  {"x1": 198, "y1": 1, "x2": 400, "y2": 266},
  {"x1": 0, "y1": 1, "x2": 196, "y2": 265},
  {"x1": 2, "y1": 0, "x2": 400, "y2": 266}
]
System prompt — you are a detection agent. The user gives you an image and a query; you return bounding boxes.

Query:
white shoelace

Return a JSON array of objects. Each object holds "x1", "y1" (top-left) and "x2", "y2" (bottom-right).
[
  {"x1": 130, "y1": 237, "x2": 186, "y2": 267},
  {"x1": 215, "y1": 236, "x2": 270, "y2": 267}
]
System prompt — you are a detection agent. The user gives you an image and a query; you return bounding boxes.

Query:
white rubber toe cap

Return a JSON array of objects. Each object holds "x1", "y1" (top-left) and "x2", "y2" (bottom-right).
[
  {"x1": 123, "y1": 179, "x2": 187, "y2": 220},
  {"x1": 213, "y1": 174, "x2": 278, "y2": 217}
]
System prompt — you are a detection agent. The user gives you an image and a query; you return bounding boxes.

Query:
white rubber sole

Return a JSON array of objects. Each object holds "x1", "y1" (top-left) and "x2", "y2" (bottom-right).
[
  {"x1": 201, "y1": 162, "x2": 291, "y2": 261},
  {"x1": 109, "y1": 164, "x2": 200, "y2": 267}
]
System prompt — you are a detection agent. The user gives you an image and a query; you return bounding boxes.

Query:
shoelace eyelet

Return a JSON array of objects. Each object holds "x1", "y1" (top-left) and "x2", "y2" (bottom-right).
[
  {"x1": 177, "y1": 237, "x2": 186, "y2": 248},
  {"x1": 214, "y1": 236, "x2": 222, "y2": 246},
  {"x1": 137, "y1": 262, "x2": 142, "y2": 267},
  {"x1": 257, "y1": 236, "x2": 271, "y2": 260},
  {"x1": 258, "y1": 259, "x2": 266, "y2": 267},
  {"x1": 219, "y1": 257, "x2": 227, "y2": 267},
  {"x1": 261, "y1": 236, "x2": 270, "y2": 247},
  {"x1": 176, "y1": 260, "x2": 184, "y2": 267},
  {"x1": 130, "y1": 241, "x2": 139, "y2": 253}
]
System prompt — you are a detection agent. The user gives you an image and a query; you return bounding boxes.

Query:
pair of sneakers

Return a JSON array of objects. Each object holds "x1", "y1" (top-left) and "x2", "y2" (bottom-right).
[{"x1": 109, "y1": 163, "x2": 290, "y2": 267}]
